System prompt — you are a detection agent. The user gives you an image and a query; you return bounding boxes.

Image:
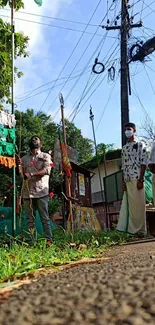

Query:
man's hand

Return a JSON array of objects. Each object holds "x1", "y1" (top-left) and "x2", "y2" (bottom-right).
[
  {"x1": 122, "y1": 182, "x2": 127, "y2": 191},
  {"x1": 24, "y1": 172, "x2": 30, "y2": 180},
  {"x1": 137, "y1": 180, "x2": 144, "y2": 190},
  {"x1": 148, "y1": 164, "x2": 155, "y2": 174}
]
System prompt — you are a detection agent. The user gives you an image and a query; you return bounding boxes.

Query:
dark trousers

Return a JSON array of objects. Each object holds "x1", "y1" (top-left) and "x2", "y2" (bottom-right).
[{"x1": 23, "y1": 195, "x2": 52, "y2": 241}]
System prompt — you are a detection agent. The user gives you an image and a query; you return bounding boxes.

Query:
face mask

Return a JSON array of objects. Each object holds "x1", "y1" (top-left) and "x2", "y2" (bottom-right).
[
  {"x1": 29, "y1": 139, "x2": 40, "y2": 149},
  {"x1": 125, "y1": 130, "x2": 133, "y2": 138}
]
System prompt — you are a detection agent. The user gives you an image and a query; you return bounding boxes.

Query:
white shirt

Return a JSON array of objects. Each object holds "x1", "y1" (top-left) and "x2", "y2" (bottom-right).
[
  {"x1": 21, "y1": 151, "x2": 52, "y2": 199},
  {"x1": 122, "y1": 140, "x2": 147, "y2": 182}
]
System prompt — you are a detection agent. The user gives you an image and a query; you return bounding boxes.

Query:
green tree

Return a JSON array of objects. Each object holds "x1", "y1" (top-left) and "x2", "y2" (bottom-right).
[
  {"x1": 65, "y1": 119, "x2": 94, "y2": 164},
  {"x1": 96, "y1": 143, "x2": 115, "y2": 155},
  {"x1": 15, "y1": 110, "x2": 94, "y2": 163},
  {"x1": 15, "y1": 109, "x2": 56, "y2": 154},
  {"x1": 0, "y1": 0, "x2": 29, "y2": 106},
  {"x1": 0, "y1": 1, "x2": 24, "y2": 10},
  {"x1": 0, "y1": 109, "x2": 95, "y2": 199}
]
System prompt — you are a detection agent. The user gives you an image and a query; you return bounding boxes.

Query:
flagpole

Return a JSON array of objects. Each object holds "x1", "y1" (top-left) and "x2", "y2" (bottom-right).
[{"x1": 11, "y1": 0, "x2": 16, "y2": 236}]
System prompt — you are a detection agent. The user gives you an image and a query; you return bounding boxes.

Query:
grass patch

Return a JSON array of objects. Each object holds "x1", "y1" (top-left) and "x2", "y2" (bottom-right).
[{"x1": 0, "y1": 228, "x2": 132, "y2": 283}]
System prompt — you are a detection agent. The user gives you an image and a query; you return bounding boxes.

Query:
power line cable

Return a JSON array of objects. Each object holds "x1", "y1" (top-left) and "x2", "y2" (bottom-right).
[
  {"x1": 2, "y1": 8, "x2": 100, "y2": 27},
  {"x1": 128, "y1": 0, "x2": 155, "y2": 21},
  {"x1": 57, "y1": 19, "x2": 120, "y2": 112},
  {"x1": 53, "y1": 42, "x2": 120, "y2": 123},
  {"x1": 14, "y1": 71, "x2": 91, "y2": 104},
  {"x1": 0, "y1": 12, "x2": 121, "y2": 40},
  {"x1": 67, "y1": 42, "x2": 120, "y2": 121},
  {"x1": 69, "y1": 74, "x2": 100, "y2": 121},
  {"x1": 141, "y1": 0, "x2": 155, "y2": 19},
  {"x1": 15, "y1": 68, "x2": 91, "y2": 100},
  {"x1": 140, "y1": 0, "x2": 145, "y2": 20},
  {"x1": 0, "y1": 14, "x2": 105, "y2": 37},
  {"x1": 109, "y1": 0, "x2": 119, "y2": 12},
  {"x1": 69, "y1": 43, "x2": 120, "y2": 122},
  {"x1": 45, "y1": 28, "x2": 107, "y2": 113},
  {"x1": 38, "y1": 0, "x2": 102, "y2": 111},
  {"x1": 95, "y1": 77, "x2": 118, "y2": 131},
  {"x1": 70, "y1": 43, "x2": 120, "y2": 122},
  {"x1": 144, "y1": 65, "x2": 155, "y2": 97},
  {"x1": 64, "y1": 32, "x2": 111, "y2": 103},
  {"x1": 67, "y1": 74, "x2": 102, "y2": 121},
  {"x1": 43, "y1": 0, "x2": 121, "y2": 115},
  {"x1": 145, "y1": 63, "x2": 155, "y2": 74},
  {"x1": 70, "y1": 72, "x2": 94, "y2": 122},
  {"x1": 143, "y1": 1, "x2": 155, "y2": 15},
  {"x1": 71, "y1": 73, "x2": 108, "y2": 122},
  {"x1": 131, "y1": 75, "x2": 151, "y2": 120}
]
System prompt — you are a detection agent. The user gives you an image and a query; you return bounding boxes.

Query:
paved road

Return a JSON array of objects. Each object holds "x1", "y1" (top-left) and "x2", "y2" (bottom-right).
[{"x1": 1, "y1": 242, "x2": 155, "y2": 325}]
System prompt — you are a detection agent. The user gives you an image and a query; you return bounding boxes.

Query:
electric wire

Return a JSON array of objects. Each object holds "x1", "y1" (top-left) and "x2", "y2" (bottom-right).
[
  {"x1": 69, "y1": 43, "x2": 120, "y2": 122},
  {"x1": 63, "y1": 32, "x2": 112, "y2": 104},
  {"x1": 127, "y1": 0, "x2": 155, "y2": 21},
  {"x1": 71, "y1": 73, "x2": 108, "y2": 122},
  {"x1": 14, "y1": 71, "x2": 91, "y2": 104},
  {"x1": 43, "y1": 0, "x2": 121, "y2": 117},
  {"x1": 144, "y1": 65, "x2": 155, "y2": 97},
  {"x1": 15, "y1": 67, "x2": 92, "y2": 99},
  {"x1": 140, "y1": 0, "x2": 155, "y2": 20},
  {"x1": 0, "y1": 14, "x2": 105, "y2": 37},
  {"x1": 140, "y1": 0, "x2": 145, "y2": 20},
  {"x1": 70, "y1": 45, "x2": 120, "y2": 122},
  {"x1": 95, "y1": 76, "x2": 118, "y2": 131},
  {"x1": 131, "y1": 75, "x2": 151, "y2": 121},
  {"x1": 145, "y1": 63, "x2": 155, "y2": 74},
  {"x1": 67, "y1": 42, "x2": 120, "y2": 122},
  {"x1": 60, "y1": 19, "x2": 120, "y2": 113},
  {"x1": 2, "y1": 8, "x2": 100, "y2": 27},
  {"x1": 70, "y1": 72, "x2": 94, "y2": 122},
  {"x1": 45, "y1": 31, "x2": 107, "y2": 113},
  {"x1": 38, "y1": 0, "x2": 102, "y2": 111}
]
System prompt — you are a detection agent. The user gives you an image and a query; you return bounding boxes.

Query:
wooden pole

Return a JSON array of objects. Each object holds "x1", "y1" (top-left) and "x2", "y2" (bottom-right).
[
  {"x1": 60, "y1": 95, "x2": 67, "y2": 146},
  {"x1": 120, "y1": 0, "x2": 129, "y2": 146},
  {"x1": 59, "y1": 94, "x2": 73, "y2": 232},
  {"x1": 106, "y1": 0, "x2": 142, "y2": 146},
  {"x1": 11, "y1": 0, "x2": 16, "y2": 237}
]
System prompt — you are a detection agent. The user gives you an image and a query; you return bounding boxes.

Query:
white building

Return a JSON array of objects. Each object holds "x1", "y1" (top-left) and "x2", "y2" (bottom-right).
[{"x1": 81, "y1": 150, "x2": 122, "y2": 228}]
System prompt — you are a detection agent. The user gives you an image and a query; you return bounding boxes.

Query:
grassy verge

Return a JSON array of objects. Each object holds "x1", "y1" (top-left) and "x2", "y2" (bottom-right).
[{"x1": 0, "y1": 229, "x2": 132, "y2": 284}]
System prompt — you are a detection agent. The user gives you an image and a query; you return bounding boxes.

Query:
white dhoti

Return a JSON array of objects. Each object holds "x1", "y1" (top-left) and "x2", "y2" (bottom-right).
[{"x1": 117, "y1": 180, "x2": 146, "y2": 235}]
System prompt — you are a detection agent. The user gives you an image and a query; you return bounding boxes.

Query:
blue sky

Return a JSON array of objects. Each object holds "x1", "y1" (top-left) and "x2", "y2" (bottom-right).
[{"x1": 2, "y1": 0, "x2": 155, "y2": 148}]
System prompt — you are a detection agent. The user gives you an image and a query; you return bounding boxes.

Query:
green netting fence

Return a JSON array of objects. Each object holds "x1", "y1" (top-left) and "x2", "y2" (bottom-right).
[
  {"x1": 0, "y1": 208, "x2": 55, "y2": 237},
  {"x1": 103, "y1": 169, "x2": 153, "y2": 204}
]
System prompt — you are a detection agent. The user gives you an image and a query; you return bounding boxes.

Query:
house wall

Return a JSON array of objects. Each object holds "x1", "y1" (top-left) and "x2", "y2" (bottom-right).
[{"x1": 90, "y1": 159, "x2": 121, "y2": 193}]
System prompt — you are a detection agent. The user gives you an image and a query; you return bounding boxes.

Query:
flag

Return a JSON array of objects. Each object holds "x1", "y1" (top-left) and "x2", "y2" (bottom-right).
[
  {"x1": 58, "y1": 132, "x2": 72, "y2": 178},
  {"x1": 34, "y1": 0, "x2": 42, "y2": 6},
  {"x1": 61, "y1": 143, "x2": 72, "y2": 178}
]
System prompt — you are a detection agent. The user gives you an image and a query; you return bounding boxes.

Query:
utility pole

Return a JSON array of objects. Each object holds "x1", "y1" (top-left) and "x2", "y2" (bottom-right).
[
  {"x1": 11, "y1": 0, "x2": 16, "y2": 237},
  {"x1": 120, "y1": 0, "x2": 129, "y2": 147},
  {"x1": 105, "y1": 0, "x2": 142, "y2": 146},
  {"x1": 89, "y1": 107, "x2": 107, "y2": 231}
]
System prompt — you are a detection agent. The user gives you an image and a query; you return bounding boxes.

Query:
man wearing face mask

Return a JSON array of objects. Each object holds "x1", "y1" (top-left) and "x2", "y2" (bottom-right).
[
  {"x1": 116, "y1": 123, "x2": 147, "y2": 235},
  {"x1": 17, "y1": 136, "x2": 53, "y2": 245}
]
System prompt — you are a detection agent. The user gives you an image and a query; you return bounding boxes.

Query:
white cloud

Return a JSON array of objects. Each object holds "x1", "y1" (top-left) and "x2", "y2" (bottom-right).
[
  {"x1": 16, "y1": 0, "x2": 72, "y2": 49},
  {"x1": 10, "y1": 0, "x2": 73, "y2": 101}
]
